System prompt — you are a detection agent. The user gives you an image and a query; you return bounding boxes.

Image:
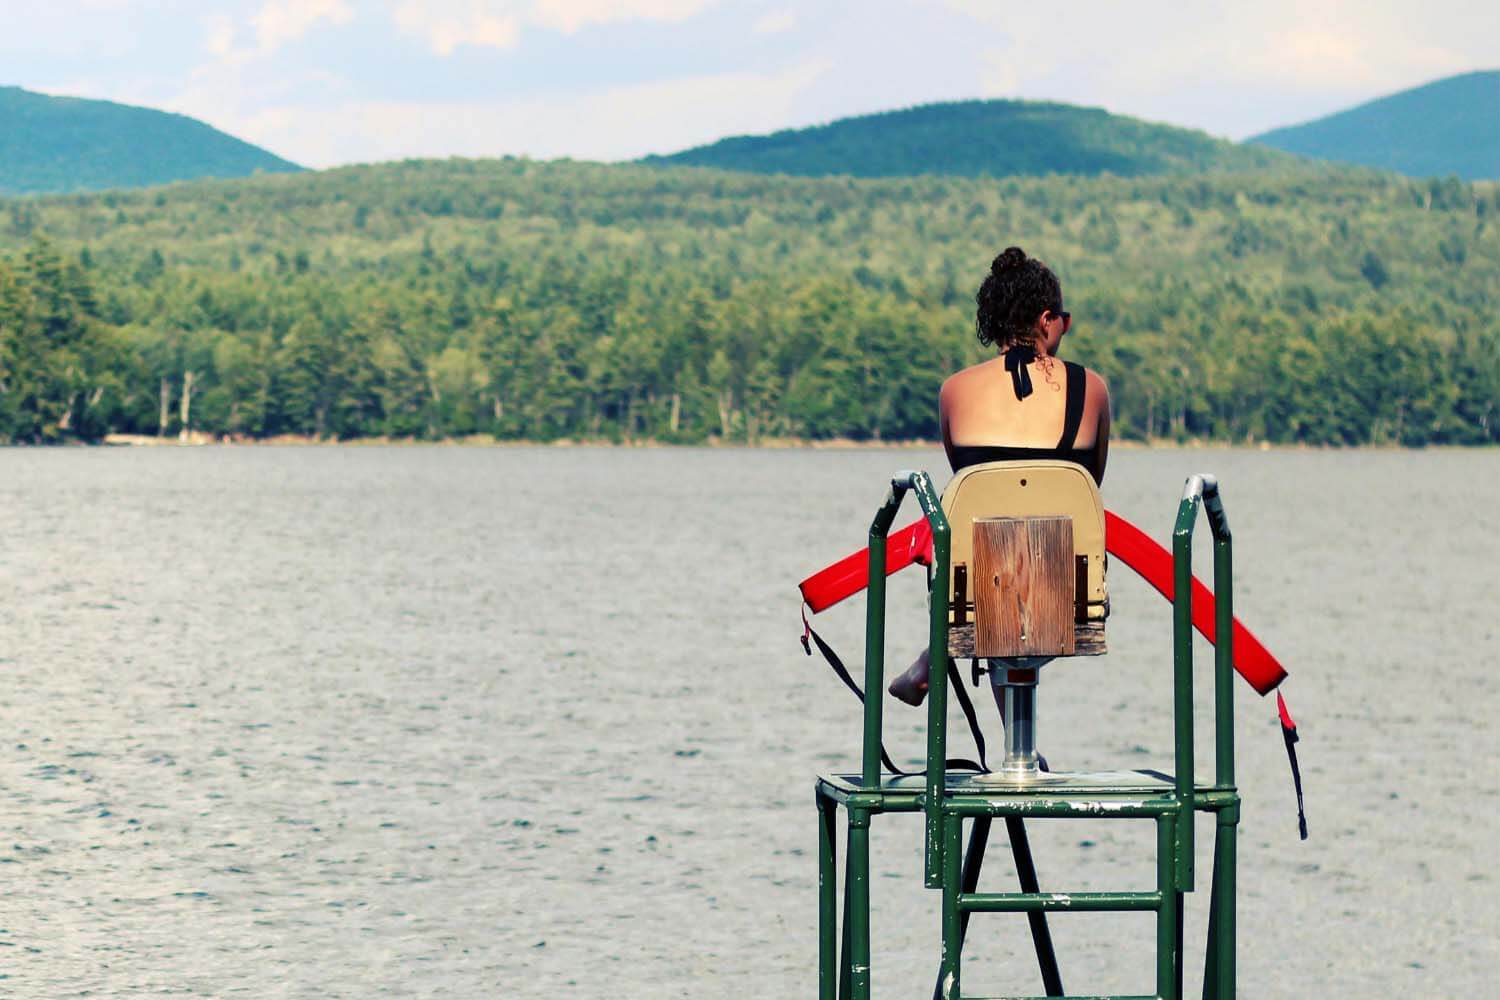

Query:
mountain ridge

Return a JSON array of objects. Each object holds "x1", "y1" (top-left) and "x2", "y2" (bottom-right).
[
  {"x1": 0, "y1": 86, "x2": 302, "y2": 195},
  {"x1": 642, "y1": 98, "x2": 1296, "y2": 178},
  {"x1": 1248, "y1": 70, "x2": 1500, "y2": 180}
]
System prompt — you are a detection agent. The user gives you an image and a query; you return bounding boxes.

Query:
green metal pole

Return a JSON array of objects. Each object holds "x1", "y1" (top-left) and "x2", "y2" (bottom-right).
[
  {"x1": 1206, "y1": 482, "x2": 1234, "y2": 789},
  {"x1": 1172, "y1": 485, "x2": 1200, "y2": 893},
  {"x1": 863, "y1": 504, "x2": 894, "y2": 791},
  {"x1": 1208, "y1": 803, "x2": 1238, "y2": 999},
  {"x1": 1220, "y1": 807, "x2": 1238, "y2": 1000},
  {"x1": 1156, "y1": 813, "x2": 1180, "y2": 1000},
  {"x1": 839, "y1": 849, "x2": 852, "y2": 1000},
  {"x1": 933, "y1": 815, "x2": 991, "y2": 1000},
  {"x1": 847, "y1": 808, "x2": 873, "y2": 1000},
  {"x1": 1177, "y1": 888, "x2": 1186, "y2": 1000},
  {"x1": 955, "y1": 816, "x2": 991, "y2": 950},
  {"x1": 939, "y1": 814, "x2": 963, "y2": 1000},
  {"x1": 914, "y1": 473, "x2": 953, "y2": 889},
  {"x1": 1204, "y1": 829, "x2": 1219, "y2": 1000},
  {"x1": 819, "y1": 793, "x2": 838, "y2": 1000},
  {"x1": 1203, "y1": 477, "x2": 1237, "y2": 1000}
]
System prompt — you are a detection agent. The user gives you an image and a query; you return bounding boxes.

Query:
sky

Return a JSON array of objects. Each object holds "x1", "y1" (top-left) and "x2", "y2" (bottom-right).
[{"x1": 4, "y1": 0, "x2": 1497, "y2": 169}]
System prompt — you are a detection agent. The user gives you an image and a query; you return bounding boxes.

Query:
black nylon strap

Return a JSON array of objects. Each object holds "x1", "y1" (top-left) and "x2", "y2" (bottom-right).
[
  {"x1": 1281, "y1": 717, "x2": 1309, "y2": 841},
  {"x1": 801, "y1": 620, "x2": 986, "y2": 776},
  {"x1": 802, "y1": 624, "x2": 908, "y2": 775},
  {"x1": 946, "y1": 658, "x2": 989, "y2": 773}
]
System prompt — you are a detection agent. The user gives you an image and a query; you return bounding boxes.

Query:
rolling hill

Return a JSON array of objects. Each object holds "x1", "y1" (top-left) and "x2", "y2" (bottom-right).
[
  {"x1": 0, "y1": 86, "x2": 301, "y2": 195},
  {"x1": 643, "y1": 99, "x2": 1294, "y2": 178},
  {"x1": 1249, "y1": 71, "x2": 1499, "y2": 180}
]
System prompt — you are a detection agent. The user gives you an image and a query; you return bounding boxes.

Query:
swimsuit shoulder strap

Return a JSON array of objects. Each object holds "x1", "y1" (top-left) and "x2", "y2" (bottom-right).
[{"x1": 1057, "y1": 361, "x2": 1086, "y2": 451}]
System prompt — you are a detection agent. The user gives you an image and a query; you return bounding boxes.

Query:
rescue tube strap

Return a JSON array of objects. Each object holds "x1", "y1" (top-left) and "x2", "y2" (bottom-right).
[
  {"x1": 1277, "y1": 692, "x2": 1309, "y2": 840},
  {"x1": 801, "y1": 607, "x2": 987, "y2": 776},
  {"x1": 947, "y1": 657, "x2": 989, "y2": 773}
]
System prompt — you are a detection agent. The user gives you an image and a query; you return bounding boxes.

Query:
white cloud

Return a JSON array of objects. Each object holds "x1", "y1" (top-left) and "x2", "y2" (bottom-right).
[
  {"x1": 205, "y1": 13, "x2": 237, "y2": 57},
  {"x1": 942, "y1": 0, "x2": 1492, "y2": 136},
  {"x1": 386, "y1": 0, "x2": 714, "y2": 54},
  {"x1": 977, "y1": 45, "x2": 1019, "y2": 97},
  {"x1": 529, "y1": 0, "x2": 712, "y2": 35},
  {"x1": 1242, "y1": 24, "x2": 1466, "y2": 93},
  {"x1": 752, "y1": 8, "x2": 797, "y2": 36},
  {"x1": 218, "y1": 58, "x2": 828, "y2": 167},
  {"x1": 252, "y1": 0, "x2": 354, "y2": 53},
  {"x1": 391, "y1": 1, "x2": 519, "y2": 54},
  {"x1": 193, "y1": 0, "x2": 353, "y2": 70}
]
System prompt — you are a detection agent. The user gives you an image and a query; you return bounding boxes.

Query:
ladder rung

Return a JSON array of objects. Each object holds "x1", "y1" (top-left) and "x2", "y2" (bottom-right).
[{"x1": 958, "y1": 890, "x2": 1162, "y2": 913}]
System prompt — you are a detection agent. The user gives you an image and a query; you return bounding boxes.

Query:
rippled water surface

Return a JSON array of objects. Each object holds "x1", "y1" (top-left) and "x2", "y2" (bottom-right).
[{"x1": 1, "y1": 445, "x2": 1496, "y2": 997}]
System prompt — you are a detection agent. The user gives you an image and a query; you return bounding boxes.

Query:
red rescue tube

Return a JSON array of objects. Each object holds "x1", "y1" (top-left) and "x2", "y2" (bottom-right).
[
  {"x1": 1102, "y1": 510, "x2": 1286, "y2": 694},
  {"x1": 799, "y1": 521, "x2": 933, "y2": 613},
  {"x1": 798, "y1": 510, "x2": 1286, "y2": 695}
]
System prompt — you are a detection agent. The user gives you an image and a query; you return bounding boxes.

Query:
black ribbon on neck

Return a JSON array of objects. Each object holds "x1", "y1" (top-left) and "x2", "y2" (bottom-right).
[{"x1": 1004, "y1": 344, "x2": 1037, "y2": 400}]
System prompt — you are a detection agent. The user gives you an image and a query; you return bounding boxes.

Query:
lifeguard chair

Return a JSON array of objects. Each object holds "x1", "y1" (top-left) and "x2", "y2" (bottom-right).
[
  {"x1": 941, "y1": 460, "x2": 1108, "y2": 782},
  {"x1": 813, "y1": 466, "x2": 1242, "y2": 1000}
]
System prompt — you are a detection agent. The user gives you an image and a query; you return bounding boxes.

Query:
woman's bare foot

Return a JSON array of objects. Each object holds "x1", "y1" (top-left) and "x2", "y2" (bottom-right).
[{"x1": 888, "y1": 649, "x2": 931, "y2": 706}]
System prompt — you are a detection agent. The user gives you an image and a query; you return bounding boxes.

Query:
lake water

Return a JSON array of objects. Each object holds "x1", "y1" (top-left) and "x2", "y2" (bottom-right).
[{"x1": 1, "y1": 445, "x2": 1495, "y2": 997}]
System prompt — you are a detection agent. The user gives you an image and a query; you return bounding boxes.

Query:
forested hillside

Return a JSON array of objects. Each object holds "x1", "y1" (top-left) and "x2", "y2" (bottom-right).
[
  {"x1": 646, "y1": 99, "x2": 1292, "y2": 178},
  {"x1": 1250, "y1": 71, "x2": 1499, "y2": 181},
  {"x1": 0, "y1": 158, "x2": 1496, "y2": 445},
  {"x1": 0, "y1": 86, "x2": 301, "y2": 195}
]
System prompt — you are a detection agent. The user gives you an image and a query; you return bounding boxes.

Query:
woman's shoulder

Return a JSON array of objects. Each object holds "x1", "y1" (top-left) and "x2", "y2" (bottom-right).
[
  {"x1": 940, "y1": 359, "x2": 998, "y2": 398},
  {"x1": 1064, "y1": 361, "x2": 1110, "y2": 400},
  {"x1": 1083, "y1": 366, "x2": 1110, "y2": 397},
  {"x1": 949, "y1": 358, "x2": 999, "y2": 380},
  {"x1": 1059, "y1": 362, "x2": 1111, "y2": 432},
  {"x1": 1079, "y1": 366, "x2": 1112, "y2": 431}
]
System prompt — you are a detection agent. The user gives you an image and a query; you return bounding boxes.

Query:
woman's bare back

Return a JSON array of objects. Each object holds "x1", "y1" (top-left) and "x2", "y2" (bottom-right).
[{"x1": 941, "y1": 356, "x2": 1111, "y2": 482}]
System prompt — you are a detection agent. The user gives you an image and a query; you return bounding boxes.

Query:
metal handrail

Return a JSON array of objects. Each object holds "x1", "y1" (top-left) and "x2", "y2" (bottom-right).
[
  {"x1": 1171, "y1": 473, "x2": 1235, "y2": 892},
  {"x1": 857, "y1": 470, "x2": 953, "y2": 886}
]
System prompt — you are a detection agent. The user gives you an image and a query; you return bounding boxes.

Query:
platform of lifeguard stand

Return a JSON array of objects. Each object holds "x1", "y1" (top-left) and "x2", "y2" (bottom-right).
[
  {"x1": 810, "y1": 469, "x2": 1241, "y2": 1000},
  {"x1": 816, "y1": 771, "x2": 1240, "y2": 1000},
  {"x1": 818, "y1": 768, "x2": 1238, "y2": 809}
]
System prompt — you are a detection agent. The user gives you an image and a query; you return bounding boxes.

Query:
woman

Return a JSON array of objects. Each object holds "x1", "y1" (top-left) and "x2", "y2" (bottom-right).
[{"x1": 889, "y1": 245, "x2": 1111, "y2": 705}]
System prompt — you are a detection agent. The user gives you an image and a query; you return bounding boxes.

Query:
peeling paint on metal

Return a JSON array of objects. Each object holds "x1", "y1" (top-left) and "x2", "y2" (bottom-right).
[
  {"x1": 1064, "y1": 799, "x2": 1147, "y2": 814},
  {"x1": 1095, "y1": 799, "x2": 1146, "y2": 812}
]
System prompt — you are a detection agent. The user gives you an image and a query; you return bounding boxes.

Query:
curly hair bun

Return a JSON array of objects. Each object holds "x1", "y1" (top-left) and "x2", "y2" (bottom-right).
[
  {"x1": 974, "y1": 245, "x2": 1060, "y2": 350},
  {"x1": 992, "y1": 246, "x2": 1028, "y2": 275}
]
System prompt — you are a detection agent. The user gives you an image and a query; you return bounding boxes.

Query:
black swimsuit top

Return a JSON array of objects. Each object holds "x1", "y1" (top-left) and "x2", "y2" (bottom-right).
[{"x1": 948, "y1": 356, "x2": 1102, "y2": 482}]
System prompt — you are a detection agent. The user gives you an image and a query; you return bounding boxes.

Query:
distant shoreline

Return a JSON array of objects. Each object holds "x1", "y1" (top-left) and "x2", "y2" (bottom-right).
[{"x1": 96, "y1": 432, "x2": 1494, "y2": 451}]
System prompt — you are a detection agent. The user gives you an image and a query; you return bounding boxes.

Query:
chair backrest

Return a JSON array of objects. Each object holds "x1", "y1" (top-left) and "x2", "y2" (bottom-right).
[{"x1": 940, "y1": 460, "x2": 1107, "y2": 621}]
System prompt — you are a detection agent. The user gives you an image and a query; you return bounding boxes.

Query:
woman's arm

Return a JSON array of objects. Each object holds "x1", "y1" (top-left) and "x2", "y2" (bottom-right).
[
  {"x1": 938, "y1": 375, "x2": 958, "y2": 470},
  {"x1": 1088, "y1": 370, "x2": 1111, "y2": 486}
]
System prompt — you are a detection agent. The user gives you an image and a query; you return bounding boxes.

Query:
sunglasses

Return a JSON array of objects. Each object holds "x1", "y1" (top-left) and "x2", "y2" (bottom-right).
[{"x1": 1052, "y1": 309, "x2": 1072, "y2": 331}]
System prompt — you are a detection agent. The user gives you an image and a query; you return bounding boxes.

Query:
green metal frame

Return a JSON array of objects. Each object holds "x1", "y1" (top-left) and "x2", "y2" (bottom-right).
[{"x1": 814, "y1": 471, "x2": 1242, "y2": 1000}]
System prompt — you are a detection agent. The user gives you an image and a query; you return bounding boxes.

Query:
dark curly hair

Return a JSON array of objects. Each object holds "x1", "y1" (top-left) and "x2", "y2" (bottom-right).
[{"x1": 975, "y1": 246, "x2": 1062, "y2": 350}]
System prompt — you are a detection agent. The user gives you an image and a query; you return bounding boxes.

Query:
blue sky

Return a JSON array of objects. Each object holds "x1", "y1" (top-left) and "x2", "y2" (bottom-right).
[{"x1": 5, "y1": 1, "x2": 1497, "y2": 168}]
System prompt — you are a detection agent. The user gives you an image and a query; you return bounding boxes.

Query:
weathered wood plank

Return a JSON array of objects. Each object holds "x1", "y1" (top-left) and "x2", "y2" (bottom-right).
[{"x1": 972, "y1": 516, "x2": 1075, "y2": 657}]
